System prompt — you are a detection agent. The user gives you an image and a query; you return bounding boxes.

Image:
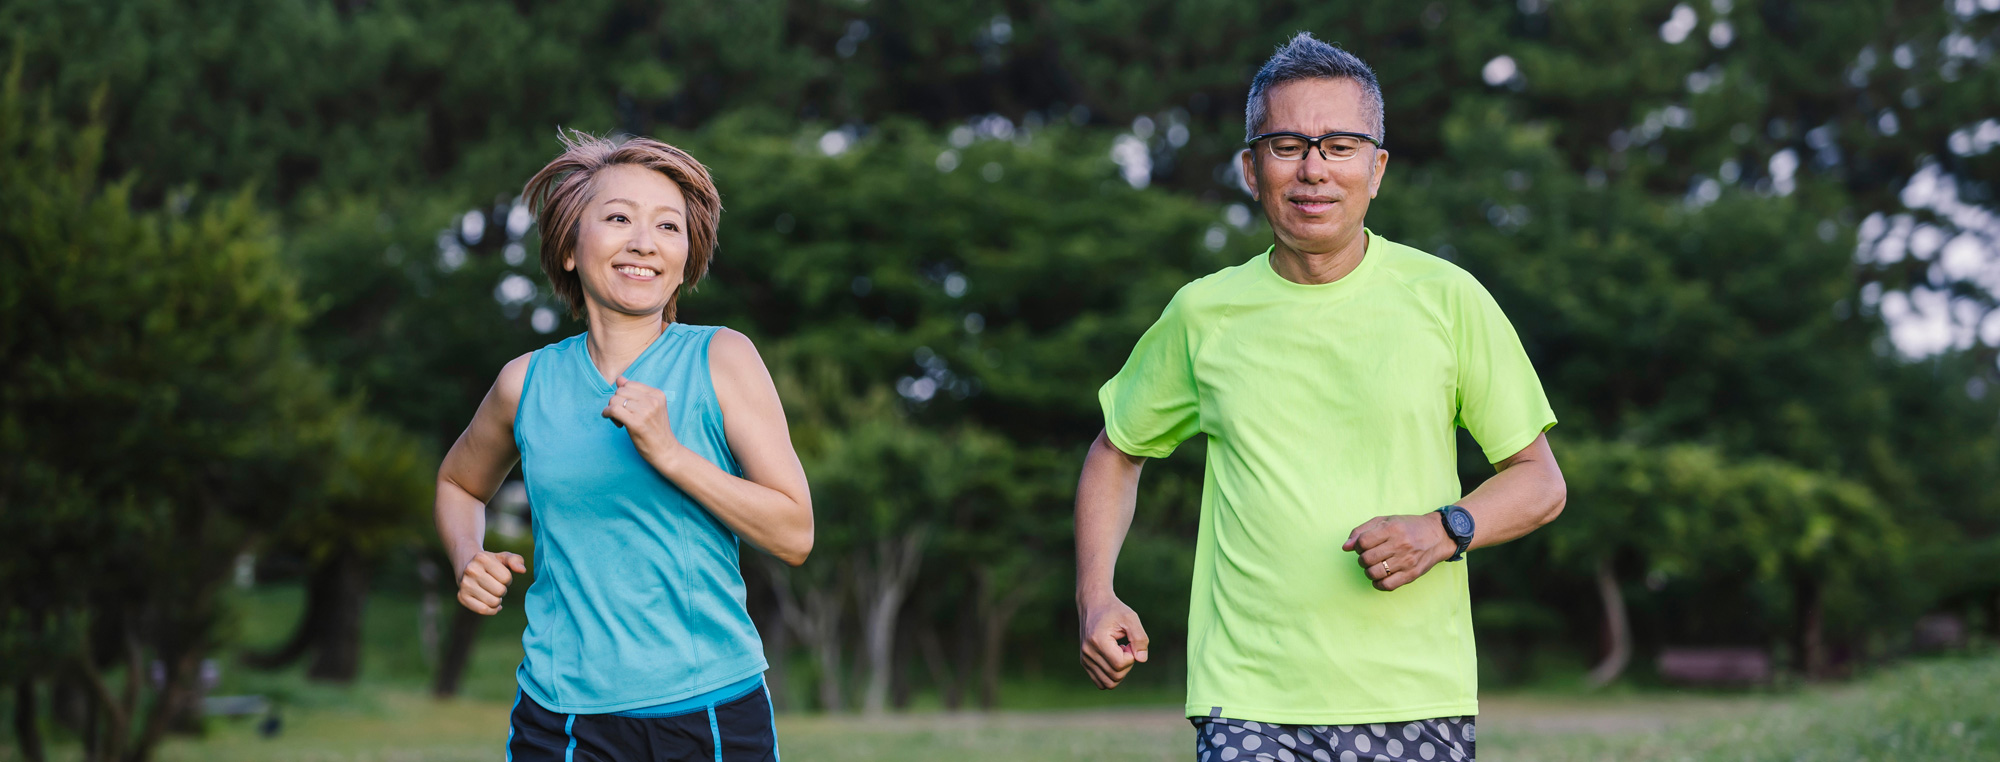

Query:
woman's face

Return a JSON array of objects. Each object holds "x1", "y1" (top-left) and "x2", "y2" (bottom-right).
[{"x1": 567, "y1": 163, "x2": 691, "y2": 319}]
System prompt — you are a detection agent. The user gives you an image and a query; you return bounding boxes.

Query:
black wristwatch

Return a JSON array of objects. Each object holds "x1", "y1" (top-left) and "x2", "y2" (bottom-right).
[{"x1": 1435, "y1": 505, "x2": 1474, "y2": 562}]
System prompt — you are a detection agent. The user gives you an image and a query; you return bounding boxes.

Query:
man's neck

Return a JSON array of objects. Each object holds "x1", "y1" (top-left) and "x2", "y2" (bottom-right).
[{"x1": 1269, "y1": 228, "x2": 1369, "y2": 285}]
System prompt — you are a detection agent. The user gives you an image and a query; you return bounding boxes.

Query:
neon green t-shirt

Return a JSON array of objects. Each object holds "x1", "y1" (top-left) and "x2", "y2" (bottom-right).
[{"x1": 1099, "y1": 230, "x2": 1556, "y2": 725}]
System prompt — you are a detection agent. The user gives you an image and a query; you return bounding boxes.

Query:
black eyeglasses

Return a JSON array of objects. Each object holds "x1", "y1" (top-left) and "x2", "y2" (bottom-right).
[{"x1": 1246, "y1": 131, "x2": 1384, "y2": 162}]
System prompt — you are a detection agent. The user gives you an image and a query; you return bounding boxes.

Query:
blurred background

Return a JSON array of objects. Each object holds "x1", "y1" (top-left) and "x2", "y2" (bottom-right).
[{"x1": 2, "y1": 1, "x2": 1998, "y2": 760}]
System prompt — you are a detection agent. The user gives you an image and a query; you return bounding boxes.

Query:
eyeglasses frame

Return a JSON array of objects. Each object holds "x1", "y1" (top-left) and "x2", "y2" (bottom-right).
[{"x1": 1245, "y1": 130, "x2": 1385, "y2": 162}]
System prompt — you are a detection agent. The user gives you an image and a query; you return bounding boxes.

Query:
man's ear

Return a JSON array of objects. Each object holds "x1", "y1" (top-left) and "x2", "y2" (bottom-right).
[
  {"x1": 1238, "y1": 149, "x2": 1259, "y2": 200},
  {"x1": 1368, "y1": 149, "x2": 1390, "y2": 199}
]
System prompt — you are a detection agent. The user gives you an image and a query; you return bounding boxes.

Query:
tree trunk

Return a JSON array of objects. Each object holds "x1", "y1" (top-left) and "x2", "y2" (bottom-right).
[
  {"x1": 805, "y1": 587, "x2": 844, "y2": 712},
  {"x1": 305, "y1": 551, "x2": 368, "y2": 682},
  {"x1": 915, "y1": 624, "x2": 961, "y2": 710},
  {"x1": 1795, "y1": 578, "x2": 1827, "y2": 679},
  {"x1": 952, "y1": 598, "x2": 979, "y2": 709},
  {"x1": 974, "y1": 567, "x2": 1041, "y2": 710},
  {"x1": 856, "y1": 532, "x2": 925, "y2": 716},
  {"x1": 890, "y1": 612, "x2": 915, "y2": 710},
  {"x1": 763, "y1": 558, "x2": 845, "y2": 713},
  {"x1": 242, "y1": 559, "x2": 332, "y2": 670},
  {"x1": 15, "y1": 679, "x2": 45, "y2": 762},
  {"x1": 417, "y1": 559, "x2": 442, "y2": 669},
  {"x1": 75, "y1": 647, "x2": 129, "y2": 761},
  {"x1": 1585, "y1": 557, "x2": 1631, "y2": 689},
  {"x1": 129, "y1": 648, "x2": 199, "y2": 762},
  {"x1": 431, "y1": 604, "x2": 485, "y2": 698}
]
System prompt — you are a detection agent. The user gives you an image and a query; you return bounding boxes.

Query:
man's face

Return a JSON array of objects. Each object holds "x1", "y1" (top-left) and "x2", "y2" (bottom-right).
[{"x1": 1240, "y1": 78, "x2": 1389, "y2": 255}]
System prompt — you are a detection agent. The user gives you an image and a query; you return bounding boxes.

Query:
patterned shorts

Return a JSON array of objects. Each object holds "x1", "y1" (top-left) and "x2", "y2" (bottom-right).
[{"x1": 1189, "y1": 715, "x2": 1475, "y2": 762}]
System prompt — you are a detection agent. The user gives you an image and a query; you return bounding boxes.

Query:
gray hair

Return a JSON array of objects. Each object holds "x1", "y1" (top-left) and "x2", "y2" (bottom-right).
[{"x1": 1244, "y1": 32, "x2": 1385, "y2": 144}]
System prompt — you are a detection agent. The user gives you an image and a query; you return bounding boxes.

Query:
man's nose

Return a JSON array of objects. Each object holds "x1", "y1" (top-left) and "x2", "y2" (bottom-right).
[{"x1": 1294, "y1": 149, "x2": 1332, "y2": 184}]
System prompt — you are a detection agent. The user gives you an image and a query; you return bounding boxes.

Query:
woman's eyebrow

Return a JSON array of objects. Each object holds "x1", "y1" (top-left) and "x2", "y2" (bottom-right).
[{"x1": 600, "y1": 197, "x2": 684, "y2": 215}]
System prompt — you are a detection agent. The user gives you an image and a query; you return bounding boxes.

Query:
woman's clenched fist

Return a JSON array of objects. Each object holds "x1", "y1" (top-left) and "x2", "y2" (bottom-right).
[{"x1": 458, "y1": 550, "x2": 527, "y2": 615}]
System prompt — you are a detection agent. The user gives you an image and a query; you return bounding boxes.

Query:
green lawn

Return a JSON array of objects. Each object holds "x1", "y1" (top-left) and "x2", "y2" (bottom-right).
[
  {"x1": 5, "y1": 585, "x2": 1995, "y2": 761},
  {"x1": 1, "y1": 652, "x2": 1980, "y2": 762}
]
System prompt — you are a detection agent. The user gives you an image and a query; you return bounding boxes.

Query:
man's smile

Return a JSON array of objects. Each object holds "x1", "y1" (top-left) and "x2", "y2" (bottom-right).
[{"x1": 1287, "y1": 194, "x2": 1340, "y2": 215}]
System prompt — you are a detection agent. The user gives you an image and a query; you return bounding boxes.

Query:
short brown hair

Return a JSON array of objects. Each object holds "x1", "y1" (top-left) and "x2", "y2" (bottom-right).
[{"x1": 522, "y1": 130, "x2": 722, "y2": 322}]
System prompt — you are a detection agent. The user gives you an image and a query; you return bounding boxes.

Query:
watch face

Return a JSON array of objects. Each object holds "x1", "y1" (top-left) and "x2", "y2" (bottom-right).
[{"x1": 1447, "y1": 510, "x2": 1474, "y2": 537}]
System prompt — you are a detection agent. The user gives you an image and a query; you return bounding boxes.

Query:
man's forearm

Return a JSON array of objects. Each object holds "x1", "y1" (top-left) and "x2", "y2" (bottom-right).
[
  {"x1": 1075, "y1": 430, "x2": 1146, "y2": 602},
  {"x1": 1454, "y1": 435, "x2": 1566, "y2": 551}
]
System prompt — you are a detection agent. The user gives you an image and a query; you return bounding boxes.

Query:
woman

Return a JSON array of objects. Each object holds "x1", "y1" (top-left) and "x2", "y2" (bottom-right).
[{"x1": 434, "y1": 131, "x2": 812, "y2": 762}]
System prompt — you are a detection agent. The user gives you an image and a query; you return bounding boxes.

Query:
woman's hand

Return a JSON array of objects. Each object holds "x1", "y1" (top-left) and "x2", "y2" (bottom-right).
[
  {"x1": 602, "y1": 376, "x2": 687, "y2": 464},
  {"x1": 458, "y1": 550, "x2": 528, "y2": 615}
]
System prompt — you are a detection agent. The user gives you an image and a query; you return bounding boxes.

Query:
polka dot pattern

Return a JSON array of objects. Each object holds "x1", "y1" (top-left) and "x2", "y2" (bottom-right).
[{"x1": 1191, "y1": 715, "x2": 1476, "y2": 762}]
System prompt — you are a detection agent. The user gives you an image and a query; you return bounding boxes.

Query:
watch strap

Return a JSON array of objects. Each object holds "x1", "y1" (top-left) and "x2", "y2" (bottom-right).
[{"x1": 1435, "y1": 506, "x2": 1472, "y2": 562}]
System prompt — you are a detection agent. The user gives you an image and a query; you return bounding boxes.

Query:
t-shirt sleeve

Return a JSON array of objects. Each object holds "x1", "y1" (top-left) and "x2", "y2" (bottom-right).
[
  {"x1": 1451, "y1": 276, "x2": 1557, "y2": 463},
  {"x1": 1097, "y1": 288, "x2": 1203, "y2": 459}
]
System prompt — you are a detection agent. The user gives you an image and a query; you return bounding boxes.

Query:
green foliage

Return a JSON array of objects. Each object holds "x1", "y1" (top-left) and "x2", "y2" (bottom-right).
[
  {"x1": 3, "y1": 0, "x2": 1996, "y2": 722},
  {"x1": 1540, "y1": 440, "x2": 1904, "y2": 645},
  {"x1": 0, "y1": 59, "x2": 431, "y2": 757}
]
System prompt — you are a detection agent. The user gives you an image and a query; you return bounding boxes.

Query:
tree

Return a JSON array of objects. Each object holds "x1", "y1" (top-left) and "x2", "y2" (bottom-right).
[
  {"x1": 0, "y1": 63, "x2": 387, "y2": 759},
  {"x1": 244, "y1": 413, "x2": 433, "y2": 683},
  {"x1": 1543, "y1": 442, "x2": 1903, "y2": 684}
]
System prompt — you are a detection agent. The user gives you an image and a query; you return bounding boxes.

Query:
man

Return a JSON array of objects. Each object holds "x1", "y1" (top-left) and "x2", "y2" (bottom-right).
[{"x1": 1075, "y1": 32, "x2": 1567, "y2": 762}]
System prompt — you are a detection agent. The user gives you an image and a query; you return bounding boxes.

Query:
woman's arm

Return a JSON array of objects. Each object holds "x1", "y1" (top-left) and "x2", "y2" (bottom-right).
[
  {"x1": 601, "y1": 330, "x2": 814, "y2": 565},
  {"x1": 436, "y1": 352, "x2": 532, "y2": 614}
]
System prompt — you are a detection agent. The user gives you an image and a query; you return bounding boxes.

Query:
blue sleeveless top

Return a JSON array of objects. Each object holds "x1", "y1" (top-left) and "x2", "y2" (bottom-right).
[{"x1": 513, "y1": 324, "x2": 768, "y2": 714}]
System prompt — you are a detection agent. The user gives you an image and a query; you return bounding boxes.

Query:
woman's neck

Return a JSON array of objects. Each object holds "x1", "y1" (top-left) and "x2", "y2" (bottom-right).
[{"x1": 582, "y1": 306, "x2": 668, "y2": 384}]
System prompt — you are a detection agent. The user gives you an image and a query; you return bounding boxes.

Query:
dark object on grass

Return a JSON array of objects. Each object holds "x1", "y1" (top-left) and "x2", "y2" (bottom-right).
[
  {"x1": 258, "y1": 711, "x2": 283, "y2": 739},
  {"x1": 201, "y1": 695, "x2": 269, "y2": 717},
  {"x1": 1657, "y1": 647, "x2": 1771, "y2": 685},
  {"x1": 1913, "y1": 614, "x2": 1966, "y2": 652}
]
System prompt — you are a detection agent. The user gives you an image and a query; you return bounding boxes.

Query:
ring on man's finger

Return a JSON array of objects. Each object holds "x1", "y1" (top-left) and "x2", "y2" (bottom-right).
[{"x1": 1382, "y1": 560, "x2": 1392, "y2": 575}]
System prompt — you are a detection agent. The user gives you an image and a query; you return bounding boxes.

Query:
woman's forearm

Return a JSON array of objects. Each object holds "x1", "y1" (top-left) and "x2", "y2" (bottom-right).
[
  {"x1": 648, "y1": 445, "x2": 813, "y2": 565},
  {"x1": 435, "y1": 477, "x2": 493, "y2": 575}
]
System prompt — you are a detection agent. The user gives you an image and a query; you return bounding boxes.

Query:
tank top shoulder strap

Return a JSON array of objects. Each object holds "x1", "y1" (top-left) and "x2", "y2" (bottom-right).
[{"x1": 514, "y1": 333, "x2": 587, "y2": 450}]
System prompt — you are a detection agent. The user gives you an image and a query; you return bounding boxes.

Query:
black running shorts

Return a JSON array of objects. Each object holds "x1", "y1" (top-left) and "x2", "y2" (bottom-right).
[{"x1": 507, "y1": 686, "x2": 780, "y2": 762}]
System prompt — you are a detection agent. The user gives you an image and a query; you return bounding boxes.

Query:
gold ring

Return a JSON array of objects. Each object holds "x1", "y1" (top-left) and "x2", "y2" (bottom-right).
[{"x1": 1381, "y1": 561, "x2": 1392, "y2": 575}]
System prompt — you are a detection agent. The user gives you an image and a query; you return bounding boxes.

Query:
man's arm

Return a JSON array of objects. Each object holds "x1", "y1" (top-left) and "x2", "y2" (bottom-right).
[
  {"x1": 1344, "y1": 432, "x2": 1566, "y2": 591},
  {"x1": 1075, "y1": 429, "x2": 1152, "y2": 689}
]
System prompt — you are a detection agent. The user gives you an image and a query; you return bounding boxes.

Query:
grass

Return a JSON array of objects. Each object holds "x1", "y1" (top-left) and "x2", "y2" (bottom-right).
[{"x1": 4, "y1": 585, "x2": 1995, "y2": 761}]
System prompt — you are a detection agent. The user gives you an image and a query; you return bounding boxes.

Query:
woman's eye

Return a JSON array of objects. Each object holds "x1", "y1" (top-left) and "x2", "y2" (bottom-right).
[
  {"x1": 659, "y1": 223, "x2": 678, "y2": 232},
  {"x1": 609, "y1": 214, "x2": 629, "y2": 223}
]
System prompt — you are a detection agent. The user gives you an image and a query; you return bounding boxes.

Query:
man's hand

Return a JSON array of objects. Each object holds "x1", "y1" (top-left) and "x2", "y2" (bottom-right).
[
  {"x1": 1078, "y1": 594, "x2": 1150, "y2": 689},
  {"x1": 602, "y1": 376, "x2": 686, "y2": 462},
  {"x1": 1343, "y1": 514, "x2": 1454, "y2": 592},
  {"x1": 458, "y1": 550, "x2": 527, "y2": 615}
]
